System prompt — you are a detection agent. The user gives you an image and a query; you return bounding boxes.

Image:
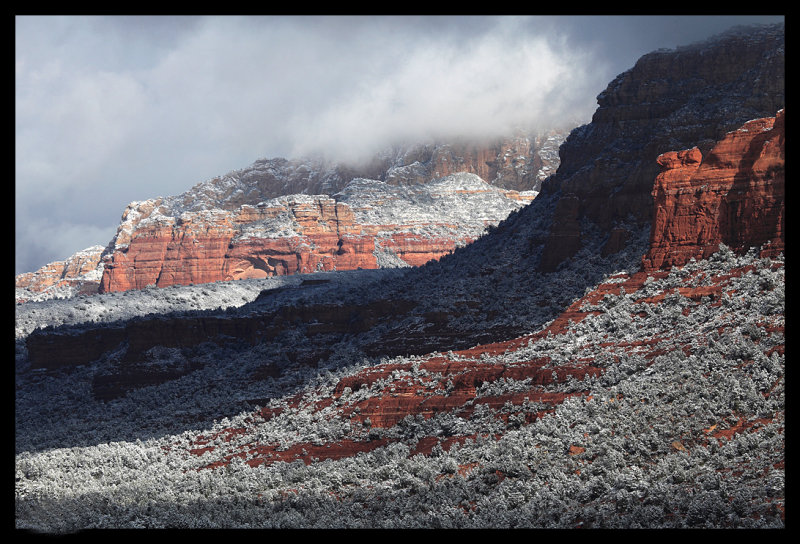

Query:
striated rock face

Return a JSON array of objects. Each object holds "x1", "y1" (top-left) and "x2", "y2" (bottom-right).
[
  {"x1": 538, "y1": 23, "x2": 784, "y2": 271},
  {"x1": 643, "y1": 110, "x2": 784, "y2": 270},
  {"x1": 173, "y1": 130, "x2": 566, "y2": 211},
  {"x1": 15, "y1": 246, "x2": 105, "y2": 303},
  {"x1": 99, "y1": 174, "x2": 535, "y2": 293},
  {"x1": 17, "y1": 130, "x2": 563, "y2": 301}
]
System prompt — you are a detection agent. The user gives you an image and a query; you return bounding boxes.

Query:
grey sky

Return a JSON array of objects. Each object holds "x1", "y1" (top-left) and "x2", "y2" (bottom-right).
[{"x1": 15, "y1": 15, "x2": 784, "y2": 275}]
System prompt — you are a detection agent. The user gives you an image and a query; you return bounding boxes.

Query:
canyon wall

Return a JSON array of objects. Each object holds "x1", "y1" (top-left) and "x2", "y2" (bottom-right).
[
  {"x1": 16, "y1": 24, "x2": 785, "y2": 529},
  {"x1": 643, "y1": 109, "x2": 784, "y2": 270},
  {"x1": 17, "y1": 131, "x2": 564, "y2": 301},
  {"x1": 22, "y1": 112, "x2": 787, "y2": 422},
  {"x1": 537, "y1": 24, "x2": 784, "y2": 271},
  {"x1": 99, "y1": 174, "x2": 534, "y2": 293}
]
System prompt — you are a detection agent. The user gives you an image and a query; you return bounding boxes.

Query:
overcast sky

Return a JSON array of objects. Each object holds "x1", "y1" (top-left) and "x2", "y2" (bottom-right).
[{"x1": 15, "y1": 15, "x2": 784, "y2": 275}]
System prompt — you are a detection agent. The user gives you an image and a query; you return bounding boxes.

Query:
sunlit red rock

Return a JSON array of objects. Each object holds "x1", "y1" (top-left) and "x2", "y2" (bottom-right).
[
  {"x1": 537, "y1": 26, "x2": 784, "y2": 272},
  {"x1": 15, "y1": 245, "x2": 105, "y2": 301},
  {"x1": 643, "y1": 110, "x2": 784, "y2": 270},
  {"x1": 99, "y1": 177, "x2": 529, "y2": 293}
]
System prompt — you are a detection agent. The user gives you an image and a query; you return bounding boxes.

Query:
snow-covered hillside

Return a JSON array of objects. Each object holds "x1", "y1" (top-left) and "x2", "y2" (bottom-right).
[
  {"x1": 15, "y1": 268, "x2": 406, "y2": 341},
  {"x1": 15, "y1": 246, "x2": 785, "y2": 530}
]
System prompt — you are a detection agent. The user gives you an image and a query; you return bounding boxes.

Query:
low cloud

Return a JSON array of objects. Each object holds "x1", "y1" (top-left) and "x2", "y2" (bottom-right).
[
  {"x1": 282, "y1": 18, "x2": 604, "y2": 163},
  {"x1": 15, "y1": 217, "x2": 117, "y2": 276}
]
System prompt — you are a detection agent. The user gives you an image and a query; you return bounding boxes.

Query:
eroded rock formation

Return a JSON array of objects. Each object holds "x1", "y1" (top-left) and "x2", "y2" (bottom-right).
[
  {"x1": 17, "y1": 129, "x2": 564, "y2": 301},
  {"x1": 26, "y1": 111, "x2": 787, "y2": 403},
  {"x1": 643, "y1": 110, "x2": 784, "y2": 270},
  {"x1": 538, "y1": 23, "x2": 784, "y2": 271},
  {"x1": 99, "y1": 174, "x2": 534, "y2": 293},
  {"x1": 15, "y1": 246, "x2": 105, "y2": 302}
]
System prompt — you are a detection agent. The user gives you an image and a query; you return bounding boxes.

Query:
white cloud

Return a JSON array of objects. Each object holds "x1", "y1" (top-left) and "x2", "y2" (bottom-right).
[
  {"x1": 284, "y1": 24, "x2": 601, "y2": 163},
  {"x1": 16, "y1": 66, "x2": 148, "y2": 189}
]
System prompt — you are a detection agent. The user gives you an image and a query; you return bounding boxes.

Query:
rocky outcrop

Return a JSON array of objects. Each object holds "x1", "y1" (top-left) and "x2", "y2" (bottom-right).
[
  {"x1": 643, "y1": 110, "x2": 784, "y2": 270},
  {"x1": 15, "y1": 245, "x2": 105, "y2": 303},
  {"x1": 175, "y1": 130, "x2": 565, "y2": 211},
  {"x1": 538, "y1": 23, "x2": 784, "y2": 271},
  {"x1": 99, "y1": 174, "x2": 534, "y2": 293},
  {"x1": 45, "y1": 108, "x2": 786, "y2": 378},
  {"x1": 17, "y1": 128, "x2": 561, "y2": 301}
]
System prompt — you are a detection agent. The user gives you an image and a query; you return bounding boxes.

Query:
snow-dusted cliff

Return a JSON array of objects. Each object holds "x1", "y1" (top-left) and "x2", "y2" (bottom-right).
[{"x1": 16, "y1": 132, "x2": 563, "y2": 303}]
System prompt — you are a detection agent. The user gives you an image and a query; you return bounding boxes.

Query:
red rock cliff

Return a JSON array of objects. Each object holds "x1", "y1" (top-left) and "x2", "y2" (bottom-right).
[
  {"x1": 537, "y1": 24, "x2": 784, "y2": 272},
  {"x1": 15, "y1": 245, "x2": 105, "y2": 302},
  {"x1": 17, "y1": 129, "x2": 564, "y2": 300},
  {"x1": 642, "y1": 110, "x2": 784, "y2": 270},
  {"x1": 99, "y1": 175, "x2": 532, "y2": 293}
]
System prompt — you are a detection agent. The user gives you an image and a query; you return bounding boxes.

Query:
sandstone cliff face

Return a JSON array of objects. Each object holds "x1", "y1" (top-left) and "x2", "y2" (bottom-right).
[
  {"x1": 99, "y1": 174, "x2": 534, "y2": 293},
  {"x1": 18, "y1": 130, "x2": 562, "y2": 301},
  {"x1": 642, "y1": 110, "x2": 784, "y2": 270},
  {"x1": 15, "y1": 245, "x2": 105, "y2": 303},
  {"x1": 538, "y1": 23, "x2": 784, "y2": 271}
]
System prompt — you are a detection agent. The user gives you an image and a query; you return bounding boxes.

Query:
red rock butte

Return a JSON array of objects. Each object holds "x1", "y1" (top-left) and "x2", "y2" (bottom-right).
[
  {"x1": 643, "y1": 109, "x2": 784, "y2": 270},
  {"x1": 98, "y1": 177, "x2": 534, "y2": 293},
  {"x1": 18, "y1": 130, "x2": 565, "y2": 301}
]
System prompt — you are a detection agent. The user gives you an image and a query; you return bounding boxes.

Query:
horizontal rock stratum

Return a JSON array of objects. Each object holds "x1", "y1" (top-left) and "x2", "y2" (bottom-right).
[
  {"x1": 17, "y1": 130, "x2": 565, "y2": 302},
  {"x1": 98, "y1": 174, "x2": 535, "y2": 293}
]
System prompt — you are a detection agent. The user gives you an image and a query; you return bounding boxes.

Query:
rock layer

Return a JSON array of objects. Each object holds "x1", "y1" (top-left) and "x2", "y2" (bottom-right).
[
  {"x1": 15, "y1": 246, "x2": 105, "y2": 303},
  {"x1": 643, "y1": 110, "x2": 784, "y2": 270},
  {"x1": 99, "y1": 174, "x2": 534, "y2": 293},
  {"x1": 18, "y1": 129, "x2": 563, "y2": 301},
  {"x1": 538, "y1": 23, "x2": 784, "y2": 271}
]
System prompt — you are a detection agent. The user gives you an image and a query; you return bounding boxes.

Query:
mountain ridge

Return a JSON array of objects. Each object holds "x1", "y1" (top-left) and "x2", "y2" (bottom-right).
[{"x1": 16, "y1": 132, "x2": 563, "y2": 303}]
